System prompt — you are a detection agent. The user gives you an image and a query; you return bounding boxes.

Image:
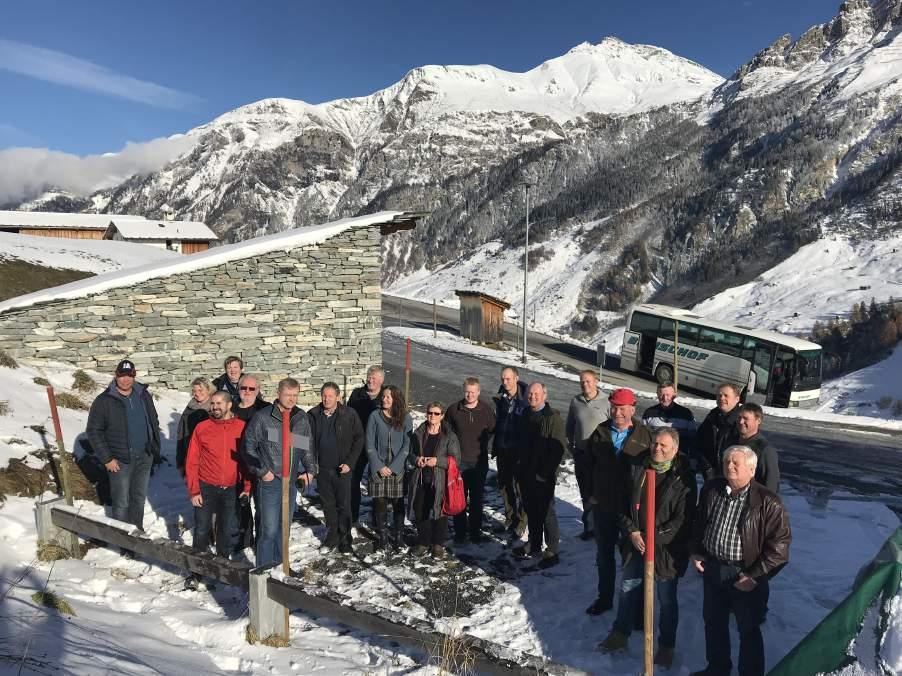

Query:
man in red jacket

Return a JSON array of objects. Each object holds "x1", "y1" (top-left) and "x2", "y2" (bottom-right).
[{"x1": 185, "y1": 391, "x2": 250, "y2": 588}]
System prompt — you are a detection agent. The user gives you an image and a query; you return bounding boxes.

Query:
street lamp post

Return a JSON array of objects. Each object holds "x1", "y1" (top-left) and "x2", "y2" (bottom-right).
[{"x1": 521, "y1": 183, "x2": 530, "y2": 364}]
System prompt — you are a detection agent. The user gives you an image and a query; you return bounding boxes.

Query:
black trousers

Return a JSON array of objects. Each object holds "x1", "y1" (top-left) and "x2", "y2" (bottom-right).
[
  {"x1": 521, "y1": 477, "x2": 560, "y2": 554},
  {"x1": 318, "y1": 470, "x2": 353, "y2": 546},
  {"x1": 351, "y1": 452, "x2": 368, "y2": 523},
  {"x1": 495, "y1": 448, "x2": 525, "y2": 528},
  {"x1": 234, "y1": 481, "x2": 255, "y2": 551},
  {"x1": 702, "y1": 560, "x2": 769, "y2": 676},
  {"x1": 193, "y1": 482, "x2": 236, "y2": 558},
  {"x1": 372, "y1": 497, "x2": 405, "y2": 534},
  {"x1": 452, "y1": 461, "x2": 487, "y2": 538},
  {"x1": 413, "y1": 481, "x2": 448, "y2": 545}
]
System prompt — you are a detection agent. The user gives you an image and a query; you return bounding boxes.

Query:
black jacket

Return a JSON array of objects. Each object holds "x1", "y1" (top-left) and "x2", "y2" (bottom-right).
[
  {"x1": 444, "y1": 399, "x2": 495, "y2": 465},
  {"x1": 517, "y1": 404, "x2": 567, "y2": 483},
  {"x1": 692, "y1": 477, "x2": 791, "y2": 580},
  {"x1": 307, "y1": 403, "x2": 365, "y2": 475},
  {"x1": 725, "y1": 432, "x2": 781, "y2": 493},
  {"x1": 212, "y1": 373, "x2": 241, "y2": 403},
  {"x1": 493, "y1": 381, "x2": 529, "y2": 452},
  {"x1": 619, "y1": 452, "x2": 697, "y2": 580},
  {"x1": 175, "y1": 400, "x2": 209, "y2": 470},
  {"x1": 347, "y1": 385, "x2": 382, "y2": 430},
  {"x1": 585, "y1": 417, "x2": 654, "y2": 513},
  {"x1": 86, "y1": 382, "x2": 161, "y2": 465},
  {"x1": 696, "y1": 405, "x2": 741, "y2": 479},
  {"x1": 407, "y1": 423, "x2": 462, "y2": 521}
]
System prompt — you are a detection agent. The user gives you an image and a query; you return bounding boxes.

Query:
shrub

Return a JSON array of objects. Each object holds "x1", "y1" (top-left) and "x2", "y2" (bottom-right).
[
  {"x1": 71, "y1": 370, "x2": 96, "y2": 393},
  {"x1": 31, "y1": 590, "x2": 76, "y2": 616},
  {"x1": 893, "y1": 400, "x2": 902, "y2": 417},
  {"x1": 33, "y1": 377, "x2": 50, "y2": 387},
  {"x1": 877, "y1": 395, "x2": 893, "y2": 410},
  {"x1": 0, "y1": 350, "x2": 18, "y2": 369},
  {"x1": 0, "y1": 401, "x2": 9, "y2": 416},
  {"x1": 55, "y1": 393, "x2": 88, "y2": 411}
]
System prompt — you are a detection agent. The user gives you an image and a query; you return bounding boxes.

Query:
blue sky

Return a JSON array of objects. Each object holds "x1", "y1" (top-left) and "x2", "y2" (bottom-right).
[{"x1": 1, "y1": 0, "x2": 842, "y2": 156}]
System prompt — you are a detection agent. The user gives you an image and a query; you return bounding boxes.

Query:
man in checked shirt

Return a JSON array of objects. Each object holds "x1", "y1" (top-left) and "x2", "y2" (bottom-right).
[{"x1": 689, "y1": 446, "x2": 792, "y2": 676}]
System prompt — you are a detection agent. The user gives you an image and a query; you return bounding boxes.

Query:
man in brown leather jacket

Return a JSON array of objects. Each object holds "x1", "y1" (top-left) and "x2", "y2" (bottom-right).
[{"x1": 690, "y1": 445, "x2": 792, "y2": 676}]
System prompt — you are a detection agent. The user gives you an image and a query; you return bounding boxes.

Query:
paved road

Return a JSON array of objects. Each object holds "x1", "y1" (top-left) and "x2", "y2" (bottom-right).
[{"x1": 382, "y1": 332, "x2": 902, "y2": 517}]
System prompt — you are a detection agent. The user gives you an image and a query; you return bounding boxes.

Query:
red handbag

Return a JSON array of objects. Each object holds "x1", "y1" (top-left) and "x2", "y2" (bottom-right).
[{"x1": 442, "y1": 455, "x2": 466, "y2": 516}]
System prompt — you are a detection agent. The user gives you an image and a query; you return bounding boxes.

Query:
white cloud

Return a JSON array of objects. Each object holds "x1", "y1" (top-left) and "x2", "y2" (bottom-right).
[
  {"x1": 0, "y1": 135, "x2": 198, "y2": 204},
  {"x1": 0, "y1": 39, "x2": 201, "y2": 110}
]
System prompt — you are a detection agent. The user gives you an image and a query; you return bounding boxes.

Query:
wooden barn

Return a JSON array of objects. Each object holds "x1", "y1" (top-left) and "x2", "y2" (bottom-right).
[
  {"x1": 104, "y1": 218, "x2": 218, "y2": 254},
  {"x1": 0, "y1": 211, "x2": 145, "y2": 240},
  {"x1": 455, "y1": 290, "x2": 511, "y2": 346}
]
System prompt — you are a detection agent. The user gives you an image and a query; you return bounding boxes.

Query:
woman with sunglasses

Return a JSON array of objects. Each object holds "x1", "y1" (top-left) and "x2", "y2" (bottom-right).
[
  {"x1": 407, "y1": 402, "x2": 461, "y2": 559},
  {"x1": 366, "y1": 385, "x2": 413, "y2": 551}
]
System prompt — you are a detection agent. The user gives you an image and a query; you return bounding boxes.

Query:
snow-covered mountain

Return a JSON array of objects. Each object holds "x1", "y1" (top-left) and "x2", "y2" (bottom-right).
[{"x1": 15, "y1": 1, "x2": 902, "y2": 338}]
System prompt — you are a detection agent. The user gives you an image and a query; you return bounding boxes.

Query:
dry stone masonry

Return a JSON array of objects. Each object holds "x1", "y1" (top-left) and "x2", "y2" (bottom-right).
[{"x1": 0, "y1": 215, "x2": 412, "y2": 403}]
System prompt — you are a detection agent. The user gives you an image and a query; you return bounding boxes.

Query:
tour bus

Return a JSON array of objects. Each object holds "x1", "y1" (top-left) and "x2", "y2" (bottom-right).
[{"x1": 620, "y1": 304, "x2": 822, "y2": 408}]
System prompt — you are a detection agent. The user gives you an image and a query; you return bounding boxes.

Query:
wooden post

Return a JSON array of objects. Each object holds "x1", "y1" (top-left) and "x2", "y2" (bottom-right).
[
  {"x1": 404, "y1": 337, "x2": 411, "y2": 406},
  {"x1": 644, "y1": 468, "x2": 656, "y2": 676},
  {"x1": 46, "y1": 386, "x2": 73, "y2": 506},
  {"x1": 280, "y1": 407, "x2": 291, "y2": 642},
  {"x1": 433, "y1": 298, "x2": 437, "y2": 338},
  {"x1": 673, "y1": 320, "x2": 680, "y2": 392},
  {"x1": 248, "y1": 565, "x2": 287, "y2": 642},
  {"x1": 342, "y1": 374, "x2": 348, "y2": 403},
  {"x1": 35, "y1": 497, "x2": 79, "y2": 558}
]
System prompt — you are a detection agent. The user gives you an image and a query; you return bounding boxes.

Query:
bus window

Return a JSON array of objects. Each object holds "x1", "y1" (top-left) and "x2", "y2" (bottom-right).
[
  {"x1": 752, "y1": 344, "x2": 773, "y2": 393},
  {"x1": 677, "y1": 321, "x2": 699, "y2": 346},
  {"x1": 659, "y1": 319, "x2": 675, "y2": 340},
  {"x1": 796, "y1": 350, "x2": 822, "y2": 390},
  {"x1": 630, "y1": 312, "x2": 661, "y2": 336}
]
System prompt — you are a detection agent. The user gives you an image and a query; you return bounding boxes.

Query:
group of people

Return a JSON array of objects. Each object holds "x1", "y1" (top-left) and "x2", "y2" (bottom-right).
[{"x1": 85, "y1": 355, "x2": 791, "y2": 676}]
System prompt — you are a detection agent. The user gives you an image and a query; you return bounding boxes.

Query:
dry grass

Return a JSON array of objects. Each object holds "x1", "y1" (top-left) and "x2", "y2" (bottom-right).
[
  {"x1": 55, "y1": 392, "x2": 88, "y2": 411},
  {"x1": 245, "y1": 623, "x2": 290, "y2": 648},
  {"x1": 0, "y1": 350, "x2": 18, "y2": 369},
  {"x1": 427, "y1": 627, "x2": 477, "y2": 675},
  {"x1": 32, "y1": 377, "x2": 50, "y2": 387},
  {"x1": 37, "y1": 540, "x2": 74, "y2": 562},
  {"x1": 71, "y1": 369, "x2": 96, "y2": 393},
  {"x1": 31, "y1": 590, "x2": 76, "y2": 616}
]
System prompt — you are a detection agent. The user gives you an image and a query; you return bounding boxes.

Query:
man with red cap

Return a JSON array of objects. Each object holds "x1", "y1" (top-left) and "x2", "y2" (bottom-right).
[{"x1": 584, "y1": 387, "x2": 654, "y2": 615}]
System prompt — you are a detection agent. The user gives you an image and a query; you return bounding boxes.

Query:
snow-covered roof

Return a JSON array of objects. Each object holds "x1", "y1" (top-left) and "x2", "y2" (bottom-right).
[
  {"x1": 0, "y1": 211, "x2": 145, "y2": 230},
  {"x1": 106, "y1": 218, "x2": 218, "y2": 241},
  {"x1": 0, "y1": 211, "x2": 421, "y2": 314}
]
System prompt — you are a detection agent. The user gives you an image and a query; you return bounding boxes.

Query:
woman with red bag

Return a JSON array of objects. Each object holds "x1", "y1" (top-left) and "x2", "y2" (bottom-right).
[{"x1": 407, "y1": 402, "x2": 461, "y2": 559}]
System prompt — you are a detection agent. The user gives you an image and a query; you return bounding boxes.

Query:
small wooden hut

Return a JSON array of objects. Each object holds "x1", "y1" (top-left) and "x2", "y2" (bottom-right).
[{"x1": 455, "y1": 290, "x2": 511, "y2": 346}]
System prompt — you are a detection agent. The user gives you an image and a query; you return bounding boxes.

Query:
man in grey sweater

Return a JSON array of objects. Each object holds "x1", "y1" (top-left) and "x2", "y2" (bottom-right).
[{"x1": 565, "y1": 370, "x2": 607, "y2": 540}]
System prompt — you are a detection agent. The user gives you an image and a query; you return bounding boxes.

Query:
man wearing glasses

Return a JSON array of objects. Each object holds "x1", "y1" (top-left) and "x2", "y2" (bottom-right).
[{"x1": 232, "y1": 374, "x2": 269, "y2": 553}]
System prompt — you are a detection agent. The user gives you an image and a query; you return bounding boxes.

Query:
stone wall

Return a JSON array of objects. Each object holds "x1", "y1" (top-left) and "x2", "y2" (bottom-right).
[{"x1": 0, "y1": 224, "x2": 383, "y2": 403}]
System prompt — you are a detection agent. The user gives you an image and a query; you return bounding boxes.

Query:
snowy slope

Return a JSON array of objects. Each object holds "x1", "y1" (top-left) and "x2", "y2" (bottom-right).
[
  {"x1": 0, "y1": 356, "x2": 899, "y2": 675},
  {"x1": 0, "y1": 232, "x2": 178, "y2": 274}
]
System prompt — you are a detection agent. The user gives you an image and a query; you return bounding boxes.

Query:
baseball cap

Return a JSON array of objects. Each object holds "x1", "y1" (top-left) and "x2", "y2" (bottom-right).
[
  {"x1": 115, "y1": 359, "x2": 137, "y2": 376},
  {"x1": 608, "y1": 388, "x2": 637, "y2": 406}
]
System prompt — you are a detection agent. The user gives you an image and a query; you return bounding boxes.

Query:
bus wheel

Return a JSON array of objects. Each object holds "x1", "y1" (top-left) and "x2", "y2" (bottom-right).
[{"x1": 655, "y1": 363, "x2": 674, "y2": 384}]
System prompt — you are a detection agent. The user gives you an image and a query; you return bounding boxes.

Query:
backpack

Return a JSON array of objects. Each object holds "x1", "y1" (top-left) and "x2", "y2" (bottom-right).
[{"x1": 442, "y1": 455, "x2": 466, "y2": 517}]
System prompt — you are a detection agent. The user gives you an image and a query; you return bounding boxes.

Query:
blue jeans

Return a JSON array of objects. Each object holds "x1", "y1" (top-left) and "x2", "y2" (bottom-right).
[
  {"x1": 612, "y1": 552, "x2": 679, "y2": 647},
  {"x1": 255, "y1": 476, "x2": 297, "y2": 568},
  {"x1": 702, "y1": 560, "x2": 769, "y2": 676},
  {"x1": 109, "y1": 449, "x2": 153, "y2": 529},
  {"x1": 194, "y1": 482, "x2": 237, "y2": 558},
  {"x1": 593, "y1": 506, "x2": 620, "y2": 604}
]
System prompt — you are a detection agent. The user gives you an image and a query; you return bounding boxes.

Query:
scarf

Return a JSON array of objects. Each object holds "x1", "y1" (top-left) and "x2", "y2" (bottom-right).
[{"x1": 646, "y1": 455, "x2": 673, "y2": 474}]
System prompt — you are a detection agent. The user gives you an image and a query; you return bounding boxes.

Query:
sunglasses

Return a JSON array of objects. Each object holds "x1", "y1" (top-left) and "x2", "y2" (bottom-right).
[
  {"x1": 240, "y1": 386, "x2": 257, "y2": 391},
  {"x1": 426, "y1": 411, "x2": 443, "y2": 416}
]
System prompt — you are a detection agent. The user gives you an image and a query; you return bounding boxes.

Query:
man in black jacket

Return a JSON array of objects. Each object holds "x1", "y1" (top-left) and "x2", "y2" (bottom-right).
[
  {"x1": 727, "y1": 403, "x2": 780, "y2": 494},
  {"x1": 514, "y1": 382, "x2": 566, "y2": 569},
  {"x1": 598, "y1": 428, "x2": 697, "y2": 668},
  {"x1": 308, "y1": 382, "x2": 365, "y2": 553},
  {"x1": 584, "y1": 387, "x2": 654, "y2": 615},
  {"x1": 86, "y1": 359, "x2": 160, "y2": 530},
  {"x1": 347, "y1": 365, "x2": 384, "y2": 523},
  {"x1": 212, "y1": 355, "x2": 244, "y2": 405},
  {"x1": 696, "y1": 383, "x2": 742, "y2": 480},
  {"x1": 493, "y1": 366, "x2": 529, "y2": 534}
]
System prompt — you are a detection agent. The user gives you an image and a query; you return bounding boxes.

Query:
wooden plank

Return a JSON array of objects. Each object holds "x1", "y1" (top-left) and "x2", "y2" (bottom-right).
[
  {"x1": 50, "y1": 506, "x2": 251, "y2": 589},
  {"x1": 267, "y1": 578, "x2": 586, "y2": 676}
]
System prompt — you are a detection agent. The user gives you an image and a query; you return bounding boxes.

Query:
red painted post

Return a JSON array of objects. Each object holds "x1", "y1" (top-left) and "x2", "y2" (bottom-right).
[
  {"x1": 280, "y1": 405, "x2": 291, "y2": 639},
  {"x1": 644, "y1": 468, "x2": 656, "y2": 675},
  {"x1": 46, "y1": 386, "x2": 73, "y2": 506}
]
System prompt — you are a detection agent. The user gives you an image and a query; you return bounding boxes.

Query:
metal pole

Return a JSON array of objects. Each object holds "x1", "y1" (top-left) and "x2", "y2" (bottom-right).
[
  {"x1": 404, "y1": 338, "x2": 411, "y2": 405},
  {"x1": 644, "y1": 468, "x2": 656, "y2": 676},
  {"x1": 398, "y1": 296, "x2": 403, "y2": 328},
  {"x1": 521, "y1": 184, "x2": 529, "y2": 364},
  {"x1": 433, "y1": 299, "x2": 437, "y2": 338},
  {"x1": 45, "y1": 386, "x2": 74, "y2": 507},
  {"x1": 673, "y1": 320, "x2": 680, "y2": 392},
  {"x1": 280, "y1": 406, "x2": 291, "y2": 641},
  {"x1": 597, "y1": 340, "x2": 606, "y2": 385}
]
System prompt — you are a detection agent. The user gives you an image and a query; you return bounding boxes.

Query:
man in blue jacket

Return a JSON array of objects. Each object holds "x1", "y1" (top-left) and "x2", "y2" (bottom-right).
[
  {"x1": 86, "y1": 359, "x2": 160, "y2": 531},
  {"x1": 493, "y1": 366, "x2": 529, "y2": 535}
]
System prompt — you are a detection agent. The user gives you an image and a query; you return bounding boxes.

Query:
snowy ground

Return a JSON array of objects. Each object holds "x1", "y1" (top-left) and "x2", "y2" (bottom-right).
[
  {"x1": 1, "y1": 357, "x2": 900, "y2": 675},
  {"x1": 0, "y1": 232, "x2": 178, "y2": 274}
]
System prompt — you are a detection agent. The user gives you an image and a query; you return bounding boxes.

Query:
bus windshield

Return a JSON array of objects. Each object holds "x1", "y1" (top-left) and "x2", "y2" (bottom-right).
[{"x1": 795, "y1": 349, "x2": 822, "y2": 390}]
